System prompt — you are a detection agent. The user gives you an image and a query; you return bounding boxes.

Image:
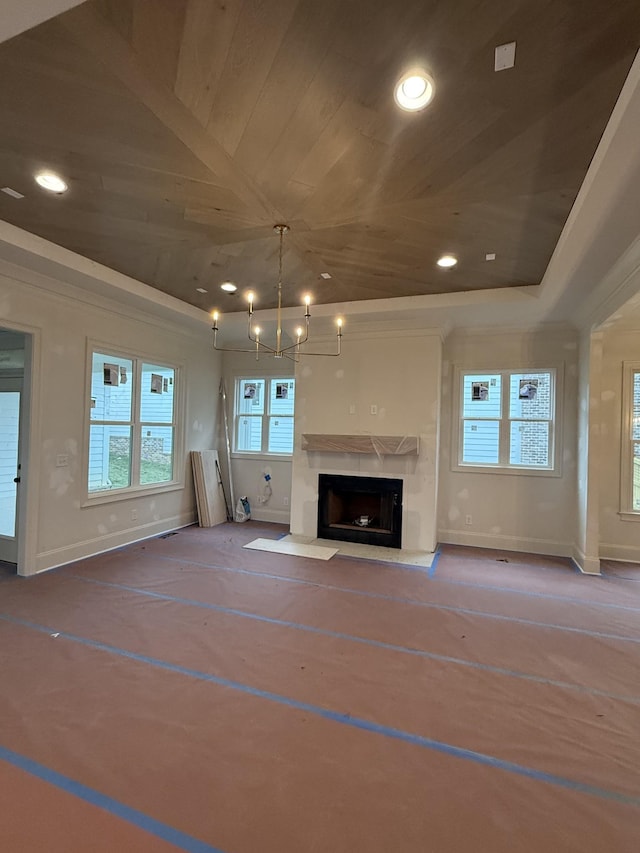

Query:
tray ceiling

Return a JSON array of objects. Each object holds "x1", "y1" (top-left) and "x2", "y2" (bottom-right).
[{"x1": 0, "y1": 0, "x2": 639, "y2": 313}]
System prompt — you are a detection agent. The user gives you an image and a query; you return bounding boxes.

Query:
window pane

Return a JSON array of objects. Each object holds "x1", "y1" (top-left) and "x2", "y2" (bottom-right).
[
  {"x1": 91, "y1": 353, "x2": 133, "y2": 422},
  {"x1": 140, "y1": 426, "x2": 173, "y2": 484},
  {"x1": 462, "y1": 420, "x2": 499, "y2": 464},
  {"x1": 238, "y1": 379, "x2": 265, "y2": 415},
  {"x1": 462, "y1": 374, "x2": 501, "y2": 418},
  {"x1": 237, "y1": 416, "x2": 262, "y2": 452},
  {"x1": 510, "y1": 421, "x2": 549, "y2": 466},
  {"x1": 268, "y1": 416, "x2": 294, "y2": 453},
  {"x1": 140, "y1": 363, "x2": 175, "y2": 423},
  {"x1": 632, "y1": 372, "x2": 640, "y2": 440},
  {"x1": 88, "y1": 425, "x2": 131, "y2": 491},
  {"x1": 270, "y1": 379, "x2": 295, "y2": 415},
  {"x1": 0, "y1": 391, "x2": 20, "y2": 537},
  {"x1": 509, "y1": 372, "x2": 551, "y2": 420}
]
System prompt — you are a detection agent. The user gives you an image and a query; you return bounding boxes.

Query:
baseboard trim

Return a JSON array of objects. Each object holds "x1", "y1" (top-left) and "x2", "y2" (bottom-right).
[
  {"x1": 571, "y1": 545, "x2": 601, "y2": 575},
  {"x1": 438, "y1": 528, "x2": 573, "y2": 558},
  {"x1": 248, "y1": 508, "x2": 290, "y2": 524},
  {"x1": 33, "y1": 512, "x2": 197, "y2": 574},
  {"x1": 599, "y1": 543, "x2": 640, "y2": 564}
]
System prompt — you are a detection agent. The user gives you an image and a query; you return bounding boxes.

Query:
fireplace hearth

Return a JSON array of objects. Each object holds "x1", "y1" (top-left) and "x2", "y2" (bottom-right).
[{"x1": 317, "y1": 474, "x2": 403, "y2": 548}]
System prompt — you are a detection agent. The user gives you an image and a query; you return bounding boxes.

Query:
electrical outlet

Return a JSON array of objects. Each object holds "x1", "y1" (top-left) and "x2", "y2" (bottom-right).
[
  {"x1": 283, "y1": 496, "x2": 289, "y2": 507},
  {"x1": 131, "y1": 509, "x2": 138, "y2": 521},
  {"x1": 465, "y1": 514, "x2": 472, "y2": 525},
  {"x1": 55, "y1": 454, "x2": 69, "y2": 467}
]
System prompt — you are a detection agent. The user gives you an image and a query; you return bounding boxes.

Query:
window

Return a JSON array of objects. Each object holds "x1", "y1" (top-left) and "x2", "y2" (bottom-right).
[
  {"x1": 455, "y1": 368, "x2": 557, "y2": 473},
  {"x1": 234, "y1": 377, "x2": 295, "y2": 455},
  {"x1": 621, "y1": 362, "x2": 640, "y2": 517},
  {"x1": 88, "y1": 350, "x2": 179, "y2": 494}
]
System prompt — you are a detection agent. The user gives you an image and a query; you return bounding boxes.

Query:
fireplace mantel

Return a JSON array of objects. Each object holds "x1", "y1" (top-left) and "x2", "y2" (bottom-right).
[{"x1": 301, "y1": 434, "x2": 419, "y2": 456}]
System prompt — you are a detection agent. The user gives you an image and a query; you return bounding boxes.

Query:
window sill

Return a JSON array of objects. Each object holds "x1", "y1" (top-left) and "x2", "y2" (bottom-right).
[
  {"x1": 619, "y1": 511, "x2": 640, "y2": 522},
  {"x1": 82, "y1": 480, "x2": 184, "y2": 507},
  {"x1": 451, "y1": 463, "x2": 561, "y2": 478},
  {"x1": 231, "y1": 452, "x2": 293, "y2": 462}
]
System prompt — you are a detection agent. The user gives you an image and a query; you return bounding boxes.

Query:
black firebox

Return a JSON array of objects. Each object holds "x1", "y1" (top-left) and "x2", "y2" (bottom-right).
[{"x1": 317, "y1": 474, "x2": 403, "y2": 549}]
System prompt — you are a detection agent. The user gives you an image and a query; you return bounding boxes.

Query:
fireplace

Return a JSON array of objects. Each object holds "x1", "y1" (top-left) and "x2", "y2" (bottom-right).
[{"x1": 317, "y1": 474, "x2": 403, "y2": 549}]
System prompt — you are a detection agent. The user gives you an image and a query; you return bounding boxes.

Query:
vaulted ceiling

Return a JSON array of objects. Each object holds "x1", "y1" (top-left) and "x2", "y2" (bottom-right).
[{"x1": 0, "y1": 0, "x2": 639, "y2": 314}]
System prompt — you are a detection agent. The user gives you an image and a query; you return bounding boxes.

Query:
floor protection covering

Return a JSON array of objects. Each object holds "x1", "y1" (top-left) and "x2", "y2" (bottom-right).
[{"x1": 1, "y1": 522, "x2": 639, "y2": 852}]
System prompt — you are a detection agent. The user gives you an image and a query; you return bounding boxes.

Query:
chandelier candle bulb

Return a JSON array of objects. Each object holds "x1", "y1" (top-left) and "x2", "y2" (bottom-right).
[
  {"x1": 304, "y1": 294, "x2": 311, "y2": 318},
  {"x1": 247, "y1": 292, "x2": 254, "y2": 315}
]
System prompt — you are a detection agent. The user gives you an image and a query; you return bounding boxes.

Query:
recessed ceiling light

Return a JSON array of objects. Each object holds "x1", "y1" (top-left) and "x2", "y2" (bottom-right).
[
  {"x1": 485, "y1": 252, "x2": 496, "y2": 261},
  {"x1": 196, "y1": 287, "x2": 208, "y2": 293},
  {"x1": 394, "y1": 69, "x2": 435, "y2": 112},
  {"x1": 1, "y1": 187, "x2": 24, "y2": 199},
  {"x1": 437, "y1": 255, "x2": 457, "y2": 268},
  {"x1": 35, "y1": 172, "x2": 68, "y2": 193},
  {"x1": 320, "y1": 272, "x2": 332, "y2": 279},
  {"x1": 220, "y1": 282, "x2": 237, "y2": 292}
]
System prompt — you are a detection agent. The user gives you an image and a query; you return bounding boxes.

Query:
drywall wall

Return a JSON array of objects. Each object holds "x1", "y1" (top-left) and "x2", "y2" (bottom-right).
[
  {"x1": 0, "y1": 261, "x2": 219, "y2": 574},
  {"x1": 438, "y1": 328, "x2": 578, "y2": 557},
  {"x1": 221, "y1": 351, "x2": 293, "y2": 525},
  {"x1": 290, "y1": 330, "x2": 442, "y2": 552},
  {"x1": 599, "y1": 328, "x2": 640, "y2": 562}
]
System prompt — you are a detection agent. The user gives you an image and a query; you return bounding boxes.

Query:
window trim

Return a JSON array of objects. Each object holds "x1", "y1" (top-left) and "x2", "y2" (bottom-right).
[
  {"x1": 82, "y1": 341, "x2": 185, "y2": 506},
  {"x1": 451, "y1": 364, "x2": 562, "y2": 477},
  {"x1": 619, "y1": 360, "x2": 640, "y2": 521},
  {"x1": 232, "y1": 375, "x2": 295, "y2": 457}
]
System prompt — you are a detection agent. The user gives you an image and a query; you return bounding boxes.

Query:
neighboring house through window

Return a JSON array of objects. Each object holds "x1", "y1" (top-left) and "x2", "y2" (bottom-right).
[
  {"x1": 235, "y1": 377, "x2": 295, "y2": 455},
  {"x1": 454, "y1": 368, "x2": 558, "y2": 473},
  {"x1": 87, "y1": 350, "x2": 180, "y2": 495}
]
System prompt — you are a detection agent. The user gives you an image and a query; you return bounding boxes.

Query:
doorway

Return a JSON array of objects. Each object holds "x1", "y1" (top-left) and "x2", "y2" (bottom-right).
[{"x1": 0, "y1": 329, "x2": 27, "y2": 569}]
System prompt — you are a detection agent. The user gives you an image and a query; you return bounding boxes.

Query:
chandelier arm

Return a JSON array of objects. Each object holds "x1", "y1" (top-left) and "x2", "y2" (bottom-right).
[{"x1": 211, "y1": 223, "x2": 342, "y2": 361}]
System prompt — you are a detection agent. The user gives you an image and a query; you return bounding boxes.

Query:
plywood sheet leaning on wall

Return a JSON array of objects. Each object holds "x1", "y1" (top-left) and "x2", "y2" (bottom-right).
[{"x1": 190, "y1": 450, "x2": 227, "y2": 527}]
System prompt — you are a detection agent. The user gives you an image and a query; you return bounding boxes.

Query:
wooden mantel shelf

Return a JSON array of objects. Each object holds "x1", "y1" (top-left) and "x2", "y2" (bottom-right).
[{"x1": 301, "y1": 434, "x2": 419, "y2": 456}]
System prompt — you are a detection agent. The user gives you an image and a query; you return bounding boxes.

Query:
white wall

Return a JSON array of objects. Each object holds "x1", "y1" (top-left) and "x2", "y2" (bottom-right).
[
  {"x1": 438, "y1": 328, "x2": 578, "y2": 557},
  {"x1": 0, "y1": 261, "x2": 220, "y2": 574},
  {"x1": 290, "y1": 330, "x2": 442, "y2": 552},
  {"x1": 599, "y1": 328, "x2": 640, "y2": 561},
  {"x1": 221, "y1": 351, "x2": 293, "y2": 524}
]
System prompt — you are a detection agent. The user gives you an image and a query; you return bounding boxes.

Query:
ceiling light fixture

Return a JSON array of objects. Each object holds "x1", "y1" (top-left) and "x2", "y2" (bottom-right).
[
  {"x1": 220, "y1": 282, "x2": 237, "y2": 292},
  {"x1": 212, "y1": 224, "x2": 343, "y2": 362},
  {"x1": 394, "y1": 69, "x2": 435, "y2": 111},
  {"x1": 34, "y1": 172, "x2": 68, "y2": 193},
  {"x1": 437, "y1": 254, "x2": 457, "y2": 268}
]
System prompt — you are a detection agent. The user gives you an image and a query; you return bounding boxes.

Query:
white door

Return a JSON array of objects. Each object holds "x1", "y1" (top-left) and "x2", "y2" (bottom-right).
[{"x1": 0, "y1": 378, "x2": 21, "y2": 564}]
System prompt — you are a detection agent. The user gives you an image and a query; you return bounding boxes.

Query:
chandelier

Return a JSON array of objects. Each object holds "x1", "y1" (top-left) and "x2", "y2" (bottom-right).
[{"x1": 212, "y1": 224, "x2": 343, "y2": 361}]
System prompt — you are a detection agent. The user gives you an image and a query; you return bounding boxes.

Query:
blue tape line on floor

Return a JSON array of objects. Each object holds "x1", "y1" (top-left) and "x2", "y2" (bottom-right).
[
  {"x1": 70, "y1": 570, "x2": 640, "y2": 646},
  {"x1": 427, "y1": 546, "x2": 441, "y2": 578},
  {"x1": 68, "y1": 575, "x2": 640, "y2": 706},
  {"x1": 143, "y1": 550, "x2": 640, "y2": 615},
  {"x1": 1, "y1": 612, "x2": 638, "y2": 809},
  {"x1": 0, "y1": 744, "x2": 226, "y2": 853}
]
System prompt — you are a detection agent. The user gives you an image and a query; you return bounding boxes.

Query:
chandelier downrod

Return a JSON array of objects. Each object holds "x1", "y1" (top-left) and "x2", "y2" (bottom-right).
[{"x1": 211, "y1": 224, "x2": 343, "y2": 361}]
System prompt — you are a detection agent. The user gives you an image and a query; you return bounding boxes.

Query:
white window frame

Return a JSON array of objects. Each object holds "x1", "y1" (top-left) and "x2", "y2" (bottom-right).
[
  {"x1": 619, "y1": 360, "x2": 640, "y2": 521},
  {"x1": 232, "y1": 376, "x2": 295, "y2": 459},
  {"x1": 82, "y1": 342, "x2": 184, "y2": 506},
  {"x1": 452, "y1": 365, "x2": 562, "y2": 476}
]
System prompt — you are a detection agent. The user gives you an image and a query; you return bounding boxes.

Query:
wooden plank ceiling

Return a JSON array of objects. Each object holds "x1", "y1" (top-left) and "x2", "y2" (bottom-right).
[{"x1": 0, "y1": 0, "x2": 639, "y2": 312}]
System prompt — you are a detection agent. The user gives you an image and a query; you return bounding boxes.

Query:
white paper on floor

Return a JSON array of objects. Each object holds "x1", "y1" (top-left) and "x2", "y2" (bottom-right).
[{"x1": 243, "y1": 538, "x2": 338, "y2": 560}]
